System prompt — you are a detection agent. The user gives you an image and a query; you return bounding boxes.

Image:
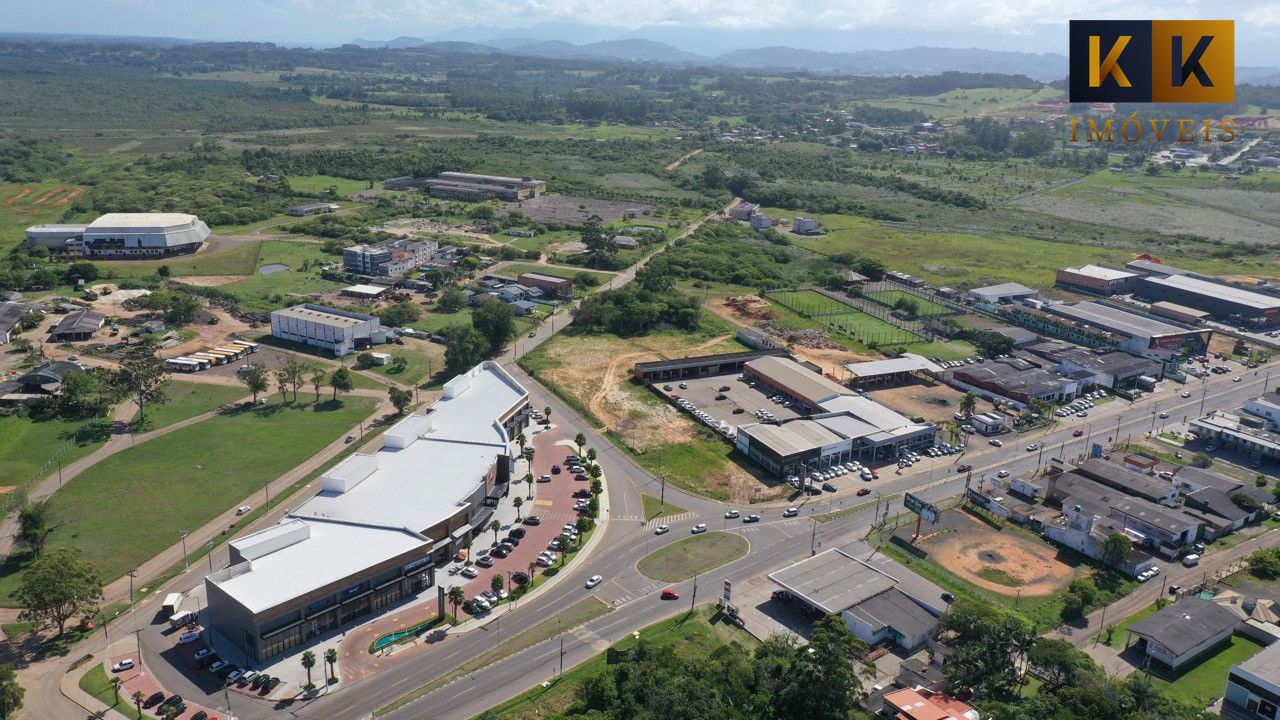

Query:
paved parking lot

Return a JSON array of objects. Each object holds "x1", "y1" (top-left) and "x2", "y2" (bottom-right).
[
  {"x1": 113, "y1": 643, "x2": 223, "y2": 719},
  {"x1": 651, "y1": 373, "x2": 800, "y2": 432}
]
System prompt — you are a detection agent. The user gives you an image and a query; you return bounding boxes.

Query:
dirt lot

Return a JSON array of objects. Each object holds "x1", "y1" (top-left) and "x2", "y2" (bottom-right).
[
  {"x1": 501, "y1": 195, "x2": 654, "y2": 224},
  {"x1": 913, "y1": 509, "x2": 1075, "y2": 597},
  {"x1": 173, "y1": 275, "x2": 250, "y2": 287},
  {"x1": 530, "y1": 332, "x2": 787, "y2": 501},
  {"x1": 868, "y1": 379, "x2": 993, "y2": 424}
]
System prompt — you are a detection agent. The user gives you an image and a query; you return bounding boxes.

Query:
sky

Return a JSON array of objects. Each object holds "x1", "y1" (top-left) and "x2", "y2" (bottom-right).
[{"x1": 3, "y1": 0, "x2": 1279, "y2": 63}]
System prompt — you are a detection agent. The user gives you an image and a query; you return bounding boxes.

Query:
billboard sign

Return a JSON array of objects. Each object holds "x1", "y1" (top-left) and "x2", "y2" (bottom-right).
[{"x1": 903, "y1": 492, "x2": 940, "y2": 525}]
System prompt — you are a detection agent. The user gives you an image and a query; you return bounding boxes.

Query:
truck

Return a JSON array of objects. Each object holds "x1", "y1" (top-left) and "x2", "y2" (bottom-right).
[{"x1": 161, "y1": 592, "x2": 183, "y2": 617}]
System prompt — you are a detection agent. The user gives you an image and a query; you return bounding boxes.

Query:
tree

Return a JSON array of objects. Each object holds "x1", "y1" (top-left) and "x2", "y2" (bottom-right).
[
  {"x1": 301, "y1": 650, "x2": 316, "y2": 686},
  {"x1": 1233, "y1": 491, "x2": 1264, "y2": 513},
  {"x1": 57, "y1": 371, "x2": 111, "y2": 419},
  {"x1": 64, "y1": 261, "x2": 99, "y2": 284},
  {"x1": 329, "y1": 367, "x2": 353, "y2": 400},
  {"x1": 15, "y1": 500, "x2": 54, "y2": 556},
  {"x1": 472, "y1": 296, "x2": 516, "y2": 353},
  {"x1": 513, "y1": 496, "x2": 524, "y2": 520},
  {"x1": 1248, "y1": 548, "x2": 1280, "y2": 580},
  {"x1": 131, "y1": 690, "x2": 145, "y2": 718},
  {"x1": 238, "y1": 364, "x2": 269, "y2": 403},
  {"x1": 0, "y1": 664, "x2": 23, "y2": 719},
  {"x1": 1027, "y1": 638, "x2": 1097, "y2": 691},
  {"x1": 773, "y1": 613, "x2": 868, "y2": 720},
  {"x1": 310, "y1": 367, "x2": 327, "y2": 401},
  {"x1": 156, "y1": 265, "x2": 171, "y2": 279},
  {"x1": 447, "y1": 585, "x2": 465, "y2": 622},
  {"x1": 14, "y1": 548, "x2": 103, "y2": 635},
  {"x1": 959, "y1": 391, "x2": 978, "y2": 418},
  {"x1": 543, "y1": 406, "x2": 551, "y2": 423},
  {"x1": 1101, "y1": 533, "x2": 1132, "y2": 568},
  {"x1": 941, "y1": 597, "x2": 1033, "y2": 698},
  {"x1": 489, "y1": 519, "x2": 501, "y2": 545},
  {"x1": 278, "y1": 355, "x2": 309, "y2": 402},
  {"x1": 491, "y1": 574, "x2": 504, "y2": 596},
  {"x1": 114, "y1": 346, "x2": 170, "y2": 423},
  {"x1": 437, "y1": 287, "x2": 466, "y2": 313},
  {"x1": 378, "y1": 301, "x2": 421, "y2": 328},
  {"x1": 524, "y1": 472, "x2": 534, "y2": 499},
  {"x1": 109, "y1": 676, "x2": 123, "y2": 705},
  {"x1": 574, "y1": 433, "x2": 586, "y2": 455},
  {"x1": 389, "y1": 386, "x2": 412, "y2": 415},
  {"x1": 324, "y1": 647, "x2": 338, "y2": 681},
  {"x1": 586, "y1": 447, "x2": 597, "y2": 463},
  {"x1": 442, "y1": 325, "x2": 488, "y2": 375},
  {"x1": 389, "y1": 355, "x2": 408, "y2": 374}
]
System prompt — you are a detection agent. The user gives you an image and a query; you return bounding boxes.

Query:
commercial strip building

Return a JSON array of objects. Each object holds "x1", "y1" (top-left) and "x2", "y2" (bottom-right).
[
  {"x1": 1226, "y1": 638, "x2": 1280, "y2": 720},
  {"x1": 768, "y1": 547, "x2": 950, "y2": 652},
  {"x1": 1055, "y1": 264, "x2": 1139, "y2": 295},
  {"x1": 1193, "y1": 410, "x2": 1280, "y2": 465},
  {"x1": 1126, "y1": 597, "x2": 1241, "y2": 669},
  {"x1": 1041, "y1": 301, "x2": 1209, "y2": 362},
  {"x1": 632, "y1": 349, "x2": 787, "y2": 383},
  {"x1": 1149, "y1": 300, "x2": 1210, "y2": 325},
  {"x1": 517, "y1": 272, "x2": 573, "y2": 298},
  {"x1": 343, "y1": 238, "x2": 437, "y2": 277},
  {"x1": 205, "y1": 362, "x2": 531, "y2": 662},
  {"x1": 1136, "y1": 274, "x2": 1280, "y2": 328},
  {"x1": 28, "y1": 213, "x2": 210, "y2": 258},
  {"x1": 844, "y1": 354, "x2": 943, "y2": 387},
  {"x1": 966, "y1": 282, "x2": 1038, "y2": 305},
  {"x1": 1032, "y1": 345, "x2": 1164, "y2": 389},
  {"x1": 744, "y1": 355, "x2": 852, "y2": 413},
  {"x1": 269, "y1": 304, "x2": 387, "y2": 357},
  {"x1": 947, "y1": 356, "x2": 1078, "y2": 409}
]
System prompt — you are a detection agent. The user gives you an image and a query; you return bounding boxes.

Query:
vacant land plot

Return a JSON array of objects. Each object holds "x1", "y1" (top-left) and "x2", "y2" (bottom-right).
[
  {"x1": 0, "y1": 396, "x2": 378, "y2": 602},
  {"x1": 499, "y1": 262, "x2": 615, "y2": 286},
  {"x1": 286, "y1": 174, "x2": 371, "y2": 197},
  {"x1": 362, "y1": 339, "x2": 445, "y2": 386},
  {"x1": 637, "y1": 531, "x2": 749, "y2": 582},
  {"x1": 102, "y1": 236, "x2": 263, "y2": 279},
  {"x1": 133, "y1": 380, "x2": 248, "y2": 429},
  {"x1": 864, "y1": 85, "x2": 1062, "y2": 119},
  {"x1": 216, "y1": 239, "x2": 345, "y2": 313},
  {"x1": 869, "y1": 380, "x2": 990, "y2": 425},
  {"x1": 0, "y1": 414, "x2": 110, "y2": 488},
  {"x1": 768, "y1": 289, "x2": 925, "y2": 347},
  {"x1": 0, "y1": 182, "x2": 87, "y2": 253},
  {"x1": 912, "y1": 509, "x2": 1073, "y2": 596},
  {"x1": 501, "y1": 194, "x2": 654, "y2": 224},
  {"x1": 642, "y1": 494, "x2": 687, "y2": 520}
]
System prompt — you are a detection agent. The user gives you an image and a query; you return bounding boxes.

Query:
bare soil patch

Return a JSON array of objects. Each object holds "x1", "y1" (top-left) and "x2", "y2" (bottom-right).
[
  {"x1": 501, "y1": 195, "x2": 654, "y2": 224},
  {"x1": 176, "y1": 275, "x2": 250, "y2": 287},
  {"x1": 870, "y1": 380, "x2": 990, "y2": 424},
  {"x1": 916, "y1": 510, "x2": 1073, "y2": 596}
]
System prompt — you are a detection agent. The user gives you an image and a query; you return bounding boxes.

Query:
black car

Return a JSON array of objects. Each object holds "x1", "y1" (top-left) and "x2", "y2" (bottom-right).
[
  {"x1": 822, "y1": 482, "x2": 837, "y2": 492},
  {"x1": 499, "y1": 541, "x2": 515, "y2": 552},
  {"x1": 575, "y1": 473, "x2": 588, "y2": 482},
  {"x1": 475, "y1": 555, "x2": 494, "y2": 568},
  {"x1": 512, "y1": 571, "x2": 531, "y2": 585},
  {"x1": 193, "y1": 711, "x2": 210, "y2": 720},
  {"x1": 732, "y1": 408, "x2": 745, "y2": 414},
  {"x1": 523, "y1": 515, "x2": 542, "y2": 526},
  {"x1": 161, "y1": 694, "x2": 183, "y2": 708},
  {"x1": 573, "y1": 489, "x2": 591, "y2": 498},
  {"x1": 509, "y1": 527, "x2": 527, "y2": 539},
  {"x1": 491, "y1": 546, "x2": 510, "y2": 558},
  {"x1": 144, "y1": 691, "x2": 166, "y2": 708},
  {"x1": 251, "y1": 674, "x2": 267, "y2": 690},
  {"x1": 552, "y1": 465, "x2": 561, "y2": 474},
  {"x1": 503, "y1": 535, "x2": 521, "y2": 547}
]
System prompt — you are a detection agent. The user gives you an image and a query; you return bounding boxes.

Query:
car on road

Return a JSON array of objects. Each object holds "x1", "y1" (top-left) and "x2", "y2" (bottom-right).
[
  {"x1": 956, "y1": 464, "x2": 971, "y2": 473},
  {"x1": 460, "y1": 566, "x2": 479, "y2": 579},
  {"x1": 235, "y1": 505, "x2": 251, "y2": 516},
  {"x1": 655, "y1": 525, "x2": 669, "y2": 534},
  {"x1": 111, "y1": 659, "x2": 135, "y2": 672},
  {"x1": 528, "y1": 331, "x2": 537, "y2": 338},
  {"x1": 691, "y1": 523, "x2": 707, "y2": 534},
  {"x1": 523, "y1": 515, "x2": 541, "y2": 525},
  {"x1": 743, "y1": 514, "x2": 760, "y2": 523},
  {"x1": 586, "y1": 575, "x2": 603, "y2": 589},
  {"x1": 678, "y1": 382, "x2": 688, "y2": 389},
  {"x1": 783, "y1": 507, "x2": 799, "y2": 517},
  {"x1": 1234, "y1": 376, "x2": 1243, "y2": 382},
  {"x1": 1159, "y1": 412, "x2": 1169, "y2": 419},
  {"x1": 996, "y1": 469, "x2": 1010, "y2": 478},
  {"x1": 1026, "y1": 443, "x2": 1039, "y2": 451},
  {"x1": 663, "y1": 384, "x2": 673, "y2": 391},
  {"x1": 1181, "y1": 391, "x2": 1192, "y2": 398},
  {"x1": 660, "y1": 588, "x2": 680, "y2": 600},
  {"x1": 988, "y1": 439, "x2": 1003, "y2": 447},
  {"x1": 856, "y1": 488, "x2": 870, "y2": 496},
  {"x1": 1072, "y1": 430, "x2": 1084, "y2": 437},
  {"x1": 724, "y1": 509, "x2": 740, "y2": 519}
]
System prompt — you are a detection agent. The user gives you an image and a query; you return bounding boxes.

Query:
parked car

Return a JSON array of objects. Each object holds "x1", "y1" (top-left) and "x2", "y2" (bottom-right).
[
  {"x1": 822, "y1": 482, "x2": 837, "y2": 492},
  {"x1": 235, "y1": 505, "x2": 251, "y2": 516},
  {"x1": 193, "y1": 648, "x2": 213, "y2": 661},
  {"x1": 460, "y1": 566, "x2": 479, "y2": 579},
  {"x1": 512, "y1": 572, "x2": 530, "y2": 585},
  {"x1": 523, "y1": 515, "x2": 542, "y2": 525},
  {"x1": 475, "y1": 556, "x2": 494, "y2": 568},
  {"x1": 143, "y1": 692, "x2": 166, "y2": 708},
  {"x1": 179, "y1": 631, "x2": 201, "y2": 644},
  {"x1": 208, "y1": 661, "x2": 227, "y2": 674},
  {"x1": 226, "y1": 669, "x2": 245, "y2": 684},
  {"x1": 111, "y1": 659, "x2": 135, "y2": 672},
  {"x1": 997, "y1": 469, "x2": 1010, "y2": 478}
]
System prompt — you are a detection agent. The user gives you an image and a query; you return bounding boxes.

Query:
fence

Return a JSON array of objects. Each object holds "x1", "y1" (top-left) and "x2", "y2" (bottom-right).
[
  {"x1": 0, "y1": 419, "x2": 108, "y2": 520},
  {"x1": 766, "y1": 288, "x2": 928, "y2": 348}
]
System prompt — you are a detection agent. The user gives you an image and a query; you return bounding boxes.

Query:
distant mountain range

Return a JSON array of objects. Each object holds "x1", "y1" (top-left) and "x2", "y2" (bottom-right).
[{"x1": 349, "y1": 37, "x2": 1072, "y2": 81}]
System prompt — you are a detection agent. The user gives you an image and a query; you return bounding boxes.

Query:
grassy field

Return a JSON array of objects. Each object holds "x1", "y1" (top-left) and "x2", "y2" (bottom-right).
[
  {"x1": 480, "y1": 606, "x2": 757, "y2": 720},
  {"x1": 642, "y1": 494, "x2": 686, "y2": 520},
  {"x1": 79, "y1": 664, "x2": 158, "y2": 720},
  {"x1": 863, "y1": 85, "x2": 1062, "y2": 118},
  {"x1": 97, "y1": 239, "x2": 263, "y2": 279},
  {"x1": 0, "y1": 396, "x2": 378, "y2": 603},
  {"x1": 499, "y1": 263, "x2": 615, "y2": 286},
  {"x1": 636, "y1": 531, "x2": 749, "y2": 582},
  {"x1": 362, "y1": 341, "x2": 444, "y2": 387},
  {"x1": 286, "y1": 174, "x2": 372, "y2": 197},
  {"x1": 216, "y1": 239, "x2": 345, "y2": 312},
  {"x1": 766, "y1": 288, "x2": 960, "y2": 352},
  {"x1": 0, "y1": 182, "x2": 86, "y2": 254},
  {"x1": 865, "y1": 289, "x2": 953, "y2": 317},
  {"x1": 0, "y1": 414, "x2": 111, "y2": 488},
  {"x1": 132, "y1": 380, "x2": 248, "y2": 429},
  {"x1": 1148, "y1": 633, "x2": 1265, "y2": 705}
]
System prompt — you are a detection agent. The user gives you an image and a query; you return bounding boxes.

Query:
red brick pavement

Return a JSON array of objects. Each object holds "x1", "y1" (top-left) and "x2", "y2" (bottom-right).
[{"x1": 113, "y1": 647, "x2": 221, "y2": 719}]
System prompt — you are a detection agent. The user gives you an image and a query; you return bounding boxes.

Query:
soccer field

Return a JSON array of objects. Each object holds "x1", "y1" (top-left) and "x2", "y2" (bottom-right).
[{"x1": 766, "y1": 289, "x2": 924, "y2": 346}]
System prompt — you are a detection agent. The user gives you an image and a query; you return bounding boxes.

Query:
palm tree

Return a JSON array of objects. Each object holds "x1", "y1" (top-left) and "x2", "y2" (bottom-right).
[
  {"x1": 324, "y1": 648, "x2": 338, "y2": 682},
  {"x1": 574, "y1": 433, "x2": 586, "y2": 455},
  {"x1": 586, "y1": 448, "x2": 597, "y2": 463},
  {"x1": 301, "y1": 650, "x2": 316, "y2": 686},
  {"x1": 109, "y1": 676, "x2": 123, "y2": 706},
  {"x1": 161, "y1": 705, "x2": 179, "y2": 720},
  {"x1": 448, "y1": 586, "x2": 466, "y2": 622},
  {"x1": 489, "y1": 519, "x2": 501, "y2": 545},
  {"x1": 132, "y1": 690, "x2": 145, "y2": 717},
  {"x1": 491, "y1": 574, "x2": 505, "y2": 597},
  {"x1": 524, "y1": 472, "x2": 535, "y2": 499},
  {"x1": 959, "y1": 391, "x2": 978, "y2": 418},
  {"x1": 513, "y1": 496, "x2": 524, "y2": 520},
  {"x1": 516, "y1": 433, "x2": 527, "y2": 455},
  {"x1": 543, "y1": 406, "x2": 552, "y2": 423}
]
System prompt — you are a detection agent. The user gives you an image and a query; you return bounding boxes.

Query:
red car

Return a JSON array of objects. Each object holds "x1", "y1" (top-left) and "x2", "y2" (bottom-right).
[
  {"x1": 870, "y1": 470, "x2": 879, "y2": 479},
  {"x1": 1073, "y1": 430, "x2": 1084, "y2": 437},
  {"x1": 956, "y1": 464, "x2": 972, "y2": 473},
  {"x1": 856, "y1": 488, "x2": 871, "y2": 496},
  {"x1": 660, "y1": 588, "x2": 680, "y2": 600}
]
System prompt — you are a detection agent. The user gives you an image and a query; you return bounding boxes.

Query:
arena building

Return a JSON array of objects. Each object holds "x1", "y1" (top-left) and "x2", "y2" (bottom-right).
[{"x1": 27, "y1": 213, "x2": 210, "y2": 258}]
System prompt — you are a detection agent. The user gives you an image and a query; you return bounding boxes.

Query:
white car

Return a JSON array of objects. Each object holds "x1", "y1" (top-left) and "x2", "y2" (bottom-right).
[
  {"x1": 1181, "y1": 391, "x2": 1192, "y2": 398},
  {"x1": 724, "y1": 510, "x2": 740, "y2": 519},
  {"x1": 654, "y1": 525, "x2": 670, "y2": 535},
  {"x1": 691, "y1": 523, "x2": 708, "y2": 534},
  {"x1": 783, "y1": 507, "x2": 799, "y2": 517},
  {"x1": 996, "y1": 470, "x2": 1010, "y2": 478},
  {"x1": 585, "y1": 575, "x2": 603, "y2": 589},
  {"x1": 235, "y1": 505, "x2": 251, "y2": 516},
  {"x1": 111, "y1": 659, "x2": 135, "y2": 672},
  {"x1": 460, "y1": 566, "x2": 479, "y2": 579}
]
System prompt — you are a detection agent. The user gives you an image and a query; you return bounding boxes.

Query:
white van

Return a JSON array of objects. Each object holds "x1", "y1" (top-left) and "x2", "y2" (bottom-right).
[{"x1": 1182, "y1": 553, "x2": 1201, "y2": 567}]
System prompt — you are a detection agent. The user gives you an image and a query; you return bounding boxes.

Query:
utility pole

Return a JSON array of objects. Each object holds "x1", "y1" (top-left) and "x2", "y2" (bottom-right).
[
  {"x1": 559, "y1": 636, "x2": 565, "y2": 676},
  {"x1": 690, "y1": 573, "x2": 698, "y2": 611},
  {"x1": 127, "y1": 570, "x2": 137, "y2": 604},
  {"x1": 810, "y1": 516, "x2": 818, "y2": 556},
  {"x1": 1095, "y1": 604, "x2": 1107, "y2": 646},
  {"x1": 180, "y1": 530, "x2": 190, "y2": 571}
]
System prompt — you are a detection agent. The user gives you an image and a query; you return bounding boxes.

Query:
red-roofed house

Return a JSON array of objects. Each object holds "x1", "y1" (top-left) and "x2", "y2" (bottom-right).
[{"x1": 882, "y1": 688, "x2": 979, "y2": 720}]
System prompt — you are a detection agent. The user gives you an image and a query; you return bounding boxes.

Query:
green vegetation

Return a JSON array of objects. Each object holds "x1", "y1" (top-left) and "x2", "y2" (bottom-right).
[
  {"x1": 636, "y1": 531, "x2": 749, "y2": 582},
  {"x1": 977, "y1": 567, "x2": 1023, "y2": 587},
  {"x1": 0, "y1": 396, "x2": 378, "y2": 604},
  {"x1": 1147, "y1": 634, "x2": 1266, "y2": 705},
  {"x1": 500, "y1": 263, "x2": 615, "y2": 286},
  {"x1": 131, "y1": 380, "x2": 247, "y2": 430},
  {"x1": 641, "y1": 494, "x2": 686, "y2": 520},
  {"x1": 0, "y1": 414, "x2": 110, "y2": 488},
  {"x1": 362, "y1": 345, "x2": 441, "y2": 386},
  {"x1": 78, "y1": 664, "x2": 156, "y2": 720},
  {"x1": 610, "y1": 430, "x2": 742, "y2": 501}
]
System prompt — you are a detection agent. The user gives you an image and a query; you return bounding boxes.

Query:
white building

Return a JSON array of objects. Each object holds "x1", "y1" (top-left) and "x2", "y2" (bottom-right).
[
  {"x1": 792, "y1": 216, "x2": 819, "y2": 234},
  {"x1": 1245, "y1": 397, "x2": 1280, "y2": 431},
  {"x1": 26, "y1": 213, "x2": 211, "y2": 258},
  {"x1": 750, "y1": 214, "x2": 774, "y2": 230},
  {"x1": 1226, "y1": 639, "x2": 1280, "y2": 719},
  {"x1": 205, "y1": 362, "x2": 532, "y2": 663},
  {"x1": 269, "y1": 304, "x2": 387, "y2": 357},
  {"x1": 967, "y1": 282, "x2": 1039, "y2": 305}
]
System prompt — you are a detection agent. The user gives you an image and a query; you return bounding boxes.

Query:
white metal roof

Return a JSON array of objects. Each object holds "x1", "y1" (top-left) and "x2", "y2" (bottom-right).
[
  {"x1": 212, "y1": 519, "x2": 427, "y2": 614},
  {"x1": 1063, "y1": 264, "x2": 1138, "y2": 281},
  {"x1": 746, "y1": 355, "x2": 852, "y2": 405},
  {"x1": 343, "y1": 284, "x2": 388, "y2": 295},
  {"x1": 86, "y1": 213, "x2": 201, "y2": 230},
  {"x1": 968, "y1": 282, "x2": 1037, "y2": 299},
  {"x1": 1144, "y1": 274, "x2": 1280, "y2": 311},
  {"x1": 845, "y1": 353, "x2": 943, "y2": 378}
]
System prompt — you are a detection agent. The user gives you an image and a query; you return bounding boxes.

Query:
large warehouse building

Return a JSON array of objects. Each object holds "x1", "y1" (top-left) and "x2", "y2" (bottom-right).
[
  {"x1": 205, "y1": 362, "x2": 531, "y2": 662},
  {"x1": 1137, "y1": 274, "x2": 1280, "y2": 328},
  {"x1": 1043, "y1": 301, "x2": 1209, "y2": 362},
  {"x1": 1055, "y1": 265, "x2": 1140, "y2": 295},
  {"x1": 270, "y1": 304, "x2": 387, "y2": 356},
  {"x1": 27, "y1": 213, "x2": 210, "y2": 258}
]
